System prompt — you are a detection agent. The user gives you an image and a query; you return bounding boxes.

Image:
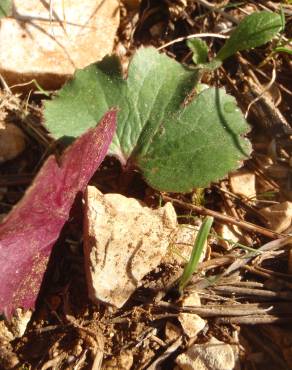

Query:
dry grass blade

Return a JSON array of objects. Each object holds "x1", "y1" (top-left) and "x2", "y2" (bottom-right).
[
  {"x1": 157, "y1": 301, "x2": 273, "y2": 316},
  {"x1": 223, "y1": 235, "x2": 292, "y2": 275},
  {"x1": 216, "y1": 315, "x2": 292, "y2": 325},
  {"x1": 145, "y1": 336, "x2": 183, "y2": 370},
  {"x1": 195, "y1": 0, "x2": 240, "y2": 24},
  {"x1": 213, "y1": 285, "x2": 292, "y2": 301}
]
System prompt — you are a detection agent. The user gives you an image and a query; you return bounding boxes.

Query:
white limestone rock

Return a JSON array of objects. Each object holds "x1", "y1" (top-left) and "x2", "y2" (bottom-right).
[
  {"x1": 83, "y1": 186, "x2": 177, "y2": 308},
  {"x1": 178, "y1": 293, "x2": 206, "y2": 338},
  {"x1": 0, "y1": 0, "x2": 119, "y2": 90},
  {"x1": 229, "y1": 170, "x2": 256, "y2": 199},
  {"x1": 260, "y1": 201, "x2": 292, "y2": 233},
  {"x1": 176, "y1": 336, "x2": 235, "y2": 370}
]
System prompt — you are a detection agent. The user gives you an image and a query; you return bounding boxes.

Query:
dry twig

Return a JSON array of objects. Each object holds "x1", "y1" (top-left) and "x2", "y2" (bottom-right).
[{"x1": 162, "y1": 195, "x2": 283, "y2": 239}]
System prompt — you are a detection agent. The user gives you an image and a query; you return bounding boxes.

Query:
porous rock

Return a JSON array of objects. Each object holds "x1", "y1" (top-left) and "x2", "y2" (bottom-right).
[
  {"x1": 0, "y1": 0, "x2": 119, "y2": 90},
  {"x1": 215, "y1": 223, "x2": 241, "y2": 250},
  {"x1": 229, "y1": 169, "x2": 256, "y2": 199},
  {"x1": 83, "y1": 186, "x2": 177, "y2": 308},
  {"x1": 176, "y1": 336, "x2": 235, "y2": 370},
  {"x1": 178, "y1": 293, "x2": 206, "y2": 338},
  {"x1": 260, "y1": 201, "x2": 292, "y2": 233}
]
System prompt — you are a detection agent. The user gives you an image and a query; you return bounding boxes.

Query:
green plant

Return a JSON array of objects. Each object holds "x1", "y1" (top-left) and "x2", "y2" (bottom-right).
[
  {"x1": 44, "y1": 11, "x2": 283, "y2": 193},
  {"x1": 216, "y1": 11, "x2": 283, "y2": 61},
  {"x1": 187, "y1": 11, "x2": 283, "y2": 69},
  {"x1": 178, "y1": 216, "x2": 214, "y2": 293}
]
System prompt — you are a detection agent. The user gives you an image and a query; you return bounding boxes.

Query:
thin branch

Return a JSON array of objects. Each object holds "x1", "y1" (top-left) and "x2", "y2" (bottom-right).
[
  {"x1": 213, "y1": 285, "x2": 292, "y2": 301},
  {"x1": 245, "y1": 61, "x2": 277, "y2": 118},
  {"x1": 162, "y1": 195, "x2": 284, "y2": 239},
  {"x1": 194, "y1": 0, "x2": 240, "y2": 24},
  {"x1": 224, "y1": 235, "x2": 292, "y2": 275}
]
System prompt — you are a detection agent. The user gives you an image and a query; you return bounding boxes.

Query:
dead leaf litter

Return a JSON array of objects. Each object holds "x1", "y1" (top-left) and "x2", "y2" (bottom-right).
[{"x1": 1, "y1": 1, "x2": 292, "y2": 369}]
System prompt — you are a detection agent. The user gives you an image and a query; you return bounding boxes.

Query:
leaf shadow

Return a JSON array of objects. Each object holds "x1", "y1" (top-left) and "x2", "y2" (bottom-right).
[{"x1": 215, "y1": 88, "x2": 249, "y2": 158}]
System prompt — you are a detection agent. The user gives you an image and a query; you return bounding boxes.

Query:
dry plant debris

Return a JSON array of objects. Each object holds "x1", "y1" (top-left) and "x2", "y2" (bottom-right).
[{"x1": 0, "y1": 0, "x2": 292, "y2": 369}]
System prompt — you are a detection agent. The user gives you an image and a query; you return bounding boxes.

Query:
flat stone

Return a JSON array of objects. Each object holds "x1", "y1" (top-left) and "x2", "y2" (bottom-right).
[
  {"x1": 229, "y1": 169, "x2": 256, "y2": 199},
  {"x1": 83, "y1": 186, "x2": 177, "y2": 308},
  {"x1": 215, "y1": 223, "x2": 241, "y2": 250},
  {"x1": 260, "y1": 201, "x2": 292, "y2": 233},
  {"x1": 176, "y1": 336, "x2": 235, "y2": 370},
  {"x1": 0, "y1": 0, "x2": 119, "y2": 90},
  {"x1": 178, "y1": 294, "x2": 206, "y2": 338}
]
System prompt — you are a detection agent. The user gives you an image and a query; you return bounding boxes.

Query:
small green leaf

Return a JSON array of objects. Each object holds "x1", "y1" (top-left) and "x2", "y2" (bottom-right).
[
  {"x1": 197, "y1": 59, "x2": 222, "y2": 71},
  {"x1": 45, "y1": 47, "x2": 250, "y2": 192},
  {"x1": 0, "y1": 0, "x2": 13, "y2": 18},
  {"x1": 187, "y1": 38, "x2": 209, "y2": 65},
  {"x1": 179, "y1": 216, "x2": 214, "y2": 293},
  {"x1": 217, "y1": 11, "x2": 283, "y2": 61}
]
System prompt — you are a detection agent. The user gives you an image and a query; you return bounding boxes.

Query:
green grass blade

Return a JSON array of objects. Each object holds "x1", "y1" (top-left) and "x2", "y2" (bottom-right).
[
  {"x1": 273, "y1": 46, "x2": 292, "y2": 55},
  {"x1": 178, "y1": 216, "x2": 214, "y2": 293}
]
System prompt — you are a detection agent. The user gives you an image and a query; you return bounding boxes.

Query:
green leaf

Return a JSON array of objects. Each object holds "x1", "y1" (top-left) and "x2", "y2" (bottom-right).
[
  {"x1": 273, "y1": 46, "x2": 292, "y2": 55},
  {"x1": 0, "y1": 0, "x2": 12, "y2": 18},
  {"x1": 196, "y1": 59, "x2": 222, "y2": 72},
  {"x1": 45, "y1": 47, "x2": 250, "y2": 192},
  {"x1": 217, "y1": 11, "x2": 283, "y2": 61},
  {"x1": 179, "y1": 216, "x2": 214, "y2": 293},
  {"x1": 187, "y1": 38, "x2": 209, "y2": 65}
]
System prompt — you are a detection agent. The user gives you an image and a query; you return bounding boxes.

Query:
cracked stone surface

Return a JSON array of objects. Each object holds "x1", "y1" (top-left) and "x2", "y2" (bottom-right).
[
  {"x1": 0, "y1": 0, "x2": 119, "y2": 90},
  {"x1": 83, "y1": 186, "x2": 177, "y2": 308},
  {"x1": 176, "y1": 336, "x2": 235, "y2": 370}
]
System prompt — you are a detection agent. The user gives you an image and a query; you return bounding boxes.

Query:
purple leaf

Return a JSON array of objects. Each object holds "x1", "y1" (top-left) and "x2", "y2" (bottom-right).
[{"x1": 0, "y1": 109, "x2": 117, "y2": 318}]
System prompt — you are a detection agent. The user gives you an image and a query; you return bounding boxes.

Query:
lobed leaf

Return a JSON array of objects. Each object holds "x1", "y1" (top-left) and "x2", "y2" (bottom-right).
[
  {"x1": 0, "y1": 110, "x2": 116, "y2": 318},
  {"x1": 45, "y1": 47, "x2": 250, "y2": 192},
  {"x1": 187, "y1": 38, "x2": 209, "y2": 65}
]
